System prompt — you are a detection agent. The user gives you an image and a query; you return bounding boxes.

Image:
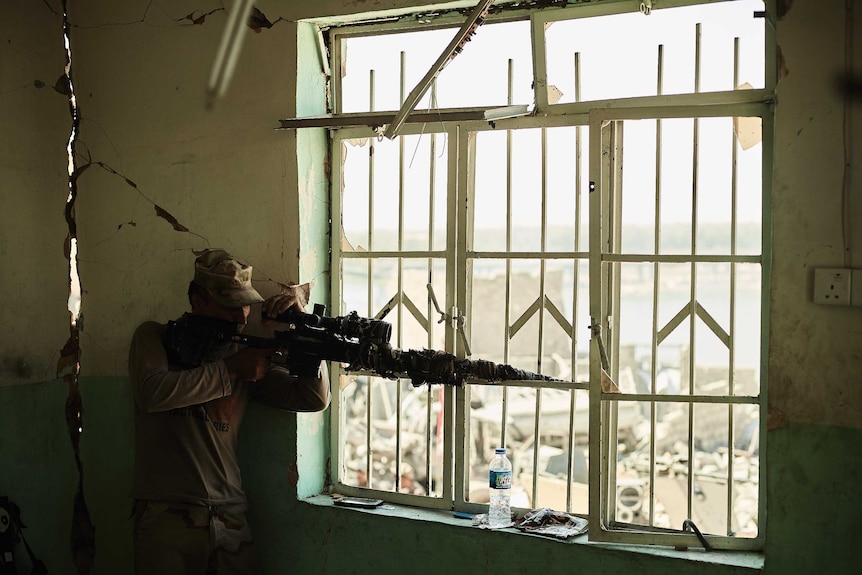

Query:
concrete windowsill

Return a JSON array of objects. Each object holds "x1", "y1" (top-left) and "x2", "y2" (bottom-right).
[{"x1": 302, "y1": 494, "x2": 764, "y2": 571}]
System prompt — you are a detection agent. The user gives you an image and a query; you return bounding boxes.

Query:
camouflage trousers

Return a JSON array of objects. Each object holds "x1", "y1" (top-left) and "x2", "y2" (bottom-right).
[{"x1": 133, "y1": 500, "x2": 260, "y2": 575}]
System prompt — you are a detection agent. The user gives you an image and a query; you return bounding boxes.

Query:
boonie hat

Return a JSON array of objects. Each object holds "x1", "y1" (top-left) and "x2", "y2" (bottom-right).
[{"x1": 193, "y1": 249, "x2": 264, "y2": 307}]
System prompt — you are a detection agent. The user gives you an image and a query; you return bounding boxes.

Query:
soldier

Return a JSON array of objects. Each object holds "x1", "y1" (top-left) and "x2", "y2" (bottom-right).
[{"x1": 128, "y1": 249, "x2": 329, "y2": 573}]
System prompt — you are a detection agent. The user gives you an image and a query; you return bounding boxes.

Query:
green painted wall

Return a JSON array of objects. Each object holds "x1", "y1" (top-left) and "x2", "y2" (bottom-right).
[
  {"x1": 0, "y1": 382, "x2": 78, "y2": 573},
  {"x1": 4, "y1": 380, "x2": 861, "y2": 574},
  {"x1": 294, "y1": 20, "x2": 332, "y2": 503},
  {"x1": 763, "y1": 423, "x2": 861, "y2": 575}
]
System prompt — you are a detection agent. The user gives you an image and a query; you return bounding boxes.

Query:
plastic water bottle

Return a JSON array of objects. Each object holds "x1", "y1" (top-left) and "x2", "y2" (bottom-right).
[{"x1": 488, "y1": 447, "x2": 512, "y2": 528}]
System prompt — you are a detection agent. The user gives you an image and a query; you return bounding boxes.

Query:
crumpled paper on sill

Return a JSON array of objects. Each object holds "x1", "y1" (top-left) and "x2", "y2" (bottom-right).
[{"x1": 513, "y1": 508, "x2": 588, "y2": 539}]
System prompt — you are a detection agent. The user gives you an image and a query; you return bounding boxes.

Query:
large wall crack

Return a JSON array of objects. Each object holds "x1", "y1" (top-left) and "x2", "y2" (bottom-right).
[
  {"x1": 58, "y1": 1, "x2": 95, "y2": 572},
  {"x1": 73, "y1": 158, "x2": 209, "y2": 239}
]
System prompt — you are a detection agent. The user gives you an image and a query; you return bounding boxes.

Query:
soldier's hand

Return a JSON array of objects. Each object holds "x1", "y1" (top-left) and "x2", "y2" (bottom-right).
[
  {"x1": 224, "y1": 347, "x2": 272, "y2": 382},
  {"x1": 262, "y1": 292, "x2": 306, "y2": 322}
]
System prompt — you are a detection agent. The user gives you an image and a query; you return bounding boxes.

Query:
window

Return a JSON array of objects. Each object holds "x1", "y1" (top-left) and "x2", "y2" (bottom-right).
[{"x1": 315, "y1": 0, "x2": 772, "y2": 551}]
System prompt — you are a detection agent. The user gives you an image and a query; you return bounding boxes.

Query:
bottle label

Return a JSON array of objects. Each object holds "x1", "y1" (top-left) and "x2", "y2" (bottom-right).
[{"x1": 489, "y1": 470, "x2": 512, "y2": 489}]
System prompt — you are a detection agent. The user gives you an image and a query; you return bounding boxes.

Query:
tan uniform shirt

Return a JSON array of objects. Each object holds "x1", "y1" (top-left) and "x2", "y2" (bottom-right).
[{"x1": 127, "y1": 318, "x2": 330, "y2": 506}]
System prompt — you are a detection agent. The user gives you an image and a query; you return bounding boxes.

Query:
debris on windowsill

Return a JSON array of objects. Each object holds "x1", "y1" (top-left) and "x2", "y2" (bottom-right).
[{"x1": 513, "y1": 508, "x2": 589, "y2": 540}]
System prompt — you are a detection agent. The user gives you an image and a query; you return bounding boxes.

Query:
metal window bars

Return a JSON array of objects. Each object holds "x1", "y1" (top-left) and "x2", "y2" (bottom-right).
[{"x1": 325, "y1": 0, "x2": 772, "y2": 550}]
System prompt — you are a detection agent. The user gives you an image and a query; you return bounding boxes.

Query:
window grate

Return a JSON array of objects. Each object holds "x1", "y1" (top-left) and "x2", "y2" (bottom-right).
[{"x1": 325, "y1": 0, "x2": 772, "y2": 550}]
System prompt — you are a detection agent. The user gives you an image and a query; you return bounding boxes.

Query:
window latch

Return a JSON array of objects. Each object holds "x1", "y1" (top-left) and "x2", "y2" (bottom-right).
[
  {"x1": 588, "y1": 319, "x2": 611, "y2": 371},
  {"x1": 589, "y1": 319, "x2": 620, "y2": 393},
  {"x1": 427, "y1": 283, "x2": 472, "y2": 357}
]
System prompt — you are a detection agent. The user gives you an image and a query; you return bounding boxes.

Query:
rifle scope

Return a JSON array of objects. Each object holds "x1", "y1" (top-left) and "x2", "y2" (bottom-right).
[{"x1": 268, "y1": 305, "x2": 392, "y2": 345}]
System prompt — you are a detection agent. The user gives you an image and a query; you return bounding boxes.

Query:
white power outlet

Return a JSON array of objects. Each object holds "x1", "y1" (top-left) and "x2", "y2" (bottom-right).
[{"x1": 813, "y1": 268, "x2": 852, "y2": 306}]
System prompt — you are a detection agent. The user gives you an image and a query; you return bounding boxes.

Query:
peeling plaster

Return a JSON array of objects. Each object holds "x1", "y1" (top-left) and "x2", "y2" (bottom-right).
[
  {"x1": 248, "y1": 6, "x2": 274, "y2": 32},
  {"x1": 32, "y1": 74, "x2": 73, "y2": 96},
  {"x1": 287, "y1": 462, "x2": 300, "y2": 487},
  {"x1": 179, "y1": 7, "x2": 222, "y2": 26},
  {"x1": 299, "y1": 410, "x2": 323, "y2": 436}
]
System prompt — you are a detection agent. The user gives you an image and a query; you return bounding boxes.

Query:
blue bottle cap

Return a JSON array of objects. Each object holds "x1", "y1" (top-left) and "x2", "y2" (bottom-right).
[{"x1": 495, "y1": 448, "x2": 506, "y2": 454}]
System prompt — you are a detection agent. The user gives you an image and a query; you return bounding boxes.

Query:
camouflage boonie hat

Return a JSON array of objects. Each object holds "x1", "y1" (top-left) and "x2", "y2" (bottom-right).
[{"x1": 193, "y1": 249, "x2": 264, "y2": 307}]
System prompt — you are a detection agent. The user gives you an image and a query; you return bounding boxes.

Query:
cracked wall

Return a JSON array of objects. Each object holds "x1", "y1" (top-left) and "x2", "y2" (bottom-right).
[
  {"x1": 67, "y1": 4, "x2": 312, "y2": 570},
  {"x1": 1, "y1": 1, "x2": 92, "y2": 571},
  {"x1": 2, "y1": 0, "x2": 322, "y2": 572},
  {"x1": 68, "y1": 0, "x2": 307, "y2": 377}
]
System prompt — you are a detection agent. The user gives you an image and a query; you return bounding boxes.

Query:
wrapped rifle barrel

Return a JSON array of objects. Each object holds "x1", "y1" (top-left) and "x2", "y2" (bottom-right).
[{"x1": 169, "y1": 304, "x2": 559, "y2": 387}]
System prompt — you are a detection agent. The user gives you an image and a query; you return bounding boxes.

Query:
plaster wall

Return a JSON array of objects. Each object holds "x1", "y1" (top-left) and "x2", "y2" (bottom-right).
[
  {"x1": 0, "y1": 0, "x2": 71, "y2": 386},
  {"x1": 769, "y1": 0, "x2": 862, "y2": 430}
]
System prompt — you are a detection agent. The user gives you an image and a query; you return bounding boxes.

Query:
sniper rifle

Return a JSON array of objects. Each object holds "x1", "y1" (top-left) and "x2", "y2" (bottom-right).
[{"x1": 165, "y1": 304, "x2": 558, "y2": 387}]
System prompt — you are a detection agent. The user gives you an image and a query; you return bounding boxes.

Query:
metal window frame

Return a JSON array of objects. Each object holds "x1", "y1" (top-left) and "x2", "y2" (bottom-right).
[
  {"x1": 327, "y1": 5, "x2": 532, "y2": 117},
  {"x1": 531, "y1": 0, "x2": 776, "y2": 113},
  {"x1": 586, "y1": 102, "x2": 772, "y2": 551},
  {"x1": 323, "y1": 0, "x2": 774, "y2": 548},
  {"x1": 330, "y1": 120, "x2": 461, "y2": 511}
]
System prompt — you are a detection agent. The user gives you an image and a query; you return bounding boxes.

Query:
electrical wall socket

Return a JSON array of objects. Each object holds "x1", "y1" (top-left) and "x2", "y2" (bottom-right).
[{"x1": 813, "y1": 268, "x2": 852, "y2": 306}]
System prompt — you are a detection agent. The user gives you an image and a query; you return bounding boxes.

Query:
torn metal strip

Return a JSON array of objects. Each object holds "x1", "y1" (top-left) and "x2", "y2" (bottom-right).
[{"x1": 383, "y1": 0, "x2": 495, "y2": 140}]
